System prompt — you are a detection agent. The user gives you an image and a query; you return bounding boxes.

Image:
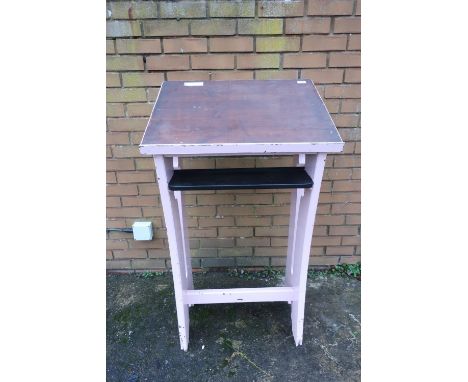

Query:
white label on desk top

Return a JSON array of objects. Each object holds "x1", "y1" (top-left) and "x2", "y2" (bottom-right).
[
  {"x1": 297, "y1": 80, "x2": 306, "y2": 84},
  {"x1": 184, "y1": 82, "x2": 204, "y2": 86}
]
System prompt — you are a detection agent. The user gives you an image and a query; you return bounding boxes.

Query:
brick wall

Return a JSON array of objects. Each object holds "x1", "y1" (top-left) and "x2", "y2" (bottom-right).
[{"x1": 106, "y1": 0, "x2": 361, "y2": 271}]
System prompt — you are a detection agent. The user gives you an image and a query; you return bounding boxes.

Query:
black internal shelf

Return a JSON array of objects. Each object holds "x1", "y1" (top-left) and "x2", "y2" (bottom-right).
[{"x1": 168, "y1": 167, "x2": 313, "y2": 191}]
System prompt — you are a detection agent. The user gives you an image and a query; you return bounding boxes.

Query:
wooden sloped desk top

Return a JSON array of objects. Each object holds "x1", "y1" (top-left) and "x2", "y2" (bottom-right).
[{"x1": 140, "y1": 80, "x2": 343, "y2": 156}]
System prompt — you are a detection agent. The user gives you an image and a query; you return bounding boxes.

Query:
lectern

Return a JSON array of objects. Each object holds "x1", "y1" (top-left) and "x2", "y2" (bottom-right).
[{"x1": 139, "y1": 80, "x2": 344, "y2": 351}]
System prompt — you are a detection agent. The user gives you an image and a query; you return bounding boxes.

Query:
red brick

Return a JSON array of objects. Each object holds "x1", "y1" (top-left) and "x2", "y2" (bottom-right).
[
  {"x1": 148, "y1": 249, "x2": 170, "y2": 259},
  {"x1": 107, "y1": 159, "x2": 134, "y2": 171},
  {"x1": 329, "y1": 225, "x2": 359, "y2": 235},
  {"x1": 197, "y1": 194, "x2": 235, "y2": 205},
  {"x1": 200, "y1": 238, "x2": 234, "y2": 248},
  {"x1": 112, "y1": 145, "x2": 141, "y2": 158},
  {"x1": 107, "y1": 132, "x2": 129, "y2": 145},
  {"x1": 337, "y1": 128, "x2": 360, "y2": 141},
  {"x1": 345, "y1": 69, "x2": 361, "y2": 83},
  {"x1": 122, "y1": 73, "x2": 164, "y2": 87},
  {"x1": 107, "y1": 196, "x2": 121, "y2": 208},
  {"x1": 238, "y1": 19, "x2": 283, "y2": 35},
  {"x1": 219, "y1": 227, "x2": 253, "y2": 237},
  {"x1": 301, "y1": 69, "x2": 343, "y2": 84},
  {"x1": 237, "y1": 237, "x2": 270, "y2": 247},
  {"x1": 116, "y1": 39, "x2": 161, "y2": 54},
  {"x1": 106, "y1": 220, "x2": 127, "y2": 229},
  {"x1": 325, "y1": 84, "x2": 360, "y2": 98},
  {"x1": 106, "y1": 56, "x2": 144, "y2": 71},
  {"x1": 348, "y1": 35, "x2": 361, "y2": 50},
  {"x1": 191, "y1": 55, "x2": 235, "y2": 69},
  {"x1": 283, "y1": 53, "x2": 327, "y2": 68},
  {"x1": 333, "y1": 181, "x2": 360, "y2": 193},
  {"x1": 106, "y1": 73, "x2": 121, "y2": 88},
  {"x1": 303, "y1": 35, "x2": 347, "y2": 51},
  {"x1": 256, "y1": 37, "x2": 300, "y2": 52},
  {"x1": 191, "y1": 19, "x2": 236, "y2": 36},
  {"x1": 166, "y1": 71, "x2": 210, "y2": 81},
  {"x1": 211, "y1": 71, "x2": 254, "y2": 80},
  {"x1": 329, "y1": 52, "x2": 361, "y2": 67},
  {"x1": 107, "y1": 184, "x2": 138, "y2": 196},
  {"x1": 334, "y1": 17, "x2": 361, "y2": 33},
  {"x1": 326, "y1": 246, "x2": 354, "y2": 255},
  {"x1": 106, "y1": 260, "x2": 132, "y2": 269},
  {"x1": 135, "y1": 158, "x2": 155, "y2": 170},
  {"x1": 106, "y1": 40, "x2": 115, "y2": 54},
  {"x1": 255, "y1": 226, "x2": 288, "y2": 237},
  {"x1": 146, "y1": 55, "x2": 189, "y2": 70},
  {"x1": 256, "y1": 70, "x2": 298, "y2": 80},
  {"x1": 113, "y1": 249, "x2": 147, "y2": 259},
  {"x1": 186, "y1": 206, "x2": 216, "y2": 217},
  {"x1": 236, "y1": 216, "x2": 271, "y2": 226},
  {"x1": 107, "y1": 207, "x2": 142, "y2": 218},
  {"x1": 107, "y1": 118, "x2": 148, "y2": 132},
  {"x1": 334, "y1": 155, "x2": 360, "y2": 168},
  {"x1": 107, "y1": 103, "x2": 125, "y2": 117},
  {"x1": 285, "y1": 18, "x2": 330, "y2": 34},
  {"x1": 237, "y1": 54, "x2": 280, "y2": 69},
  {"x1": 117, "y1": 171, "x2": 155, "y2": 183},
  {"x1": 324, "y1": 99, "x2": 340, "y2": 113},
  {"x1": 330, "y1": 192, "x2": 360, "y2": 203},
  {"x1": 133, "y1": 259, "x2": 166, "y2": 270},
  {"x1": 208, "y1": 1, "x2": 255, "y2": 17},
  {"x1": 237, "y1": 194, "x2": 273, "y2": 205},
  {"x1": 106, "y1": 172, "x2": 117, "y2": 184},
  {"x1": 163, "y1": 38, "x2": 207, "y2": 53},
  {"x1": 159, "y1": 1, "x2": 206, "y2": 18},
  {"x1": 210, "y1": 37, "x2": 253, "y2": 52},
  {"x1": 109, "y1": 1, "x2": 158, "y2": 19},
  {"x1": 198, "y1": 216, "x2": 235, "y2": 228},
  {"x1": 146, "y1": 88, "x2": 160, "y2": 102},
  {"x1": 341, "y1": 99, "x2": 361, "y2": 113},
  {"x1": 106, "y1": 239, "x2": 128, "y2": 250},
  {"x1": 331, "y1": 203, "x2": 360, "y2": 214},
  {"x1": 256, "y1": 247, "x2": 286, "y2": 256},
  {"x1": 255, "y1": 205, "x2": 290, "y2": 215},
  {"x1": 340, "y1": 254, "x2": 361, "y2": 263},
  {"x1": 312, "y1": 236, "x2": 341, "y2": 246},
  {"x1": 138, "y1": 184, "x2": 158, "y2": 196},
  {"x1": 342, "y1": 236, "x2": 360, "y2": 245},
  {"x1": 324, "y1": 168, "x2": 352, "y2": 180},
  {"x1": 258, "y1": 0, "x2": 304, "y2": 17},
  {"x1": 121, "y1": 196, "x2": 158, "y2": 207},
  {"x1": 107, "y1": 20, "x2": 142, "y2": 37},
  {"x1": 307, "y1": 0, "x2": 353, "y2": 15},
  {"x1": 332, "y1": 114, "x2": 359, "y2": 127},
  {"x1": 217, "y1": 205, "x2": 255, "y2": 216},
  {"x1": 107, "y1": 88, "x2": 147, "y2": 102},
  {"x1": 143, "y1": 20, "x2": 189, "y2": 36},
  {"x1": 346, "y1": 215, "x2": 360, "y2": 225},
  {"x1": 309, "y1": 256, "x2": 341, "y2": 266},
  {"x1": 126, "y1": 103, "x2": 155, "y2": 117},
  {"x1": 316, "y1": 214, "x2": 345, "y2": 225}
]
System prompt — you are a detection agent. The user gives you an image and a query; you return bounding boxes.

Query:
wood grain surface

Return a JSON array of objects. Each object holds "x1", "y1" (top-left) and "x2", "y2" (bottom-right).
[{"x1": 141, "y1": 80, "x2": 342, "y2": 149}]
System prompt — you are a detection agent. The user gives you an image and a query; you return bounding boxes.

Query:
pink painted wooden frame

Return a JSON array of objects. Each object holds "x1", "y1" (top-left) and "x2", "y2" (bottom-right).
[{"x1": 154, "y1": 153, "x2": 327, "y2": 351}]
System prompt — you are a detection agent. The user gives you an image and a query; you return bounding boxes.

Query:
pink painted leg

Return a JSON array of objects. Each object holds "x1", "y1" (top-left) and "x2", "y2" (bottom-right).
[
  {"x1": 154, "y1": 155, "x2": 190, "y2": 351},
  {"x1": 289, "y1": 153, "x2": 326, "y2": 346},
  {"x1": 173, "y1": 157, "x2": 194, "y2": 292},
  {"x1": 285, "y1": 155, "x2": 306, "y2": 291}
]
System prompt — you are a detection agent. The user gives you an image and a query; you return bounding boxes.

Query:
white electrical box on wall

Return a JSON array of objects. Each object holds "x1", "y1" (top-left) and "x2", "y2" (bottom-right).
[{"x1": 132, "y1": 221, "x2": 153, "y2": 241}]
